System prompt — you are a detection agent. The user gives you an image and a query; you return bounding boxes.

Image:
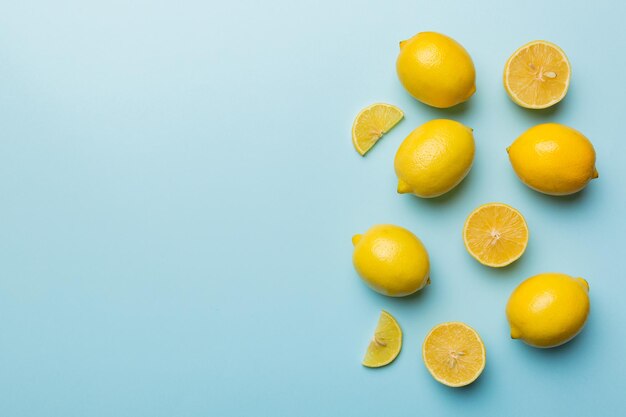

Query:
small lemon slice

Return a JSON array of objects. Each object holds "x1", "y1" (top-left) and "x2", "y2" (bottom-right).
[
  {"x1": 422, "y1": 322, "x2": 486, "y2": 387},
  {"x1": 352, "y1": 103, "x2": 403, "y2": 156},
  {"x1": 503, "y1": 40, "x2": 570, "y2": 109},
  {"x1": 463, "y1": 203, "x2": 529, "y2": 268},
  {"x1": 362, "y1": 310, "x2": 402, "y2": 367}
]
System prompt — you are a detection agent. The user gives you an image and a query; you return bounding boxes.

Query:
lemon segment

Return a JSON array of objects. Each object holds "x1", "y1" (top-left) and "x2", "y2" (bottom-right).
[
  {"x1": 506, "y1": 273, "x2": 590, "y2": 348},
  {"x1": 422, "y1": 322, "x2": 486, "y2": 387},
  {"x1": 362, "y1": 311, "x2": 402, "y2": 368},
  {"x1": 352, "y1": 103, "x2": 404, "y2": 156},
  {"x1": 503, "y1": 40, "x2": 570, "y2": 109},
  {"x1": 463, "y1": 203, "x2": 529, "y2": 267}
]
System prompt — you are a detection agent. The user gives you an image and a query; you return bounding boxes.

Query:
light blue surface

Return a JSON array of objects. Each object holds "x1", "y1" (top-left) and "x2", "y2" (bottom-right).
[{"x1": 1, "y1": 0, "x2": 625, "y2": 415}]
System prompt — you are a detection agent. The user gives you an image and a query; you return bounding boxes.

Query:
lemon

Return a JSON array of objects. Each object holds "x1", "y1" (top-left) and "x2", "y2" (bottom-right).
[
  {"x1": 395, "y1": 119, "x2": 475, "y2": 198},
  {"x1": 463, "y1": 203, "x2": 529, "y2": 268},
  {"x1": 396, "y1": 32, "x2": 476, "y2": 108},
  {"x1": 352, "y1": 103, "x2": 404, "y2": 156},
  {"x1": 507, "y1": 123, "x2": 598, "y2": 195},
  {"x1": 362, "y1": 310, "x2": 402, "y2": 368},
  {"x1": 352, "y1": 224, "x2": 430, "y2": 297},
  {"x1": 422, "y1": 322, "x2": 486, "y2": 387},
  {"x1": 504, "y1": 40, "x2": 570, "y2": 109},
  {"x1": 506, "y1": 273, "x2": 590, "y2": 348}
]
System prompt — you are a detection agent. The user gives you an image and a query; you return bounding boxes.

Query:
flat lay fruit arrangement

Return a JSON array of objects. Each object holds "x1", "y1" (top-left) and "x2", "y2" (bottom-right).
[{"x1": 350, "y1": 31, "x2": 597, "y2": 387}]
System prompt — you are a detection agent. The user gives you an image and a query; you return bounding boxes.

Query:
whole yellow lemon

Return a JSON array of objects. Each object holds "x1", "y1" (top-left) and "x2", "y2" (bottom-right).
[
  {"x1": 508, "y1": 123, "x2": 598, "y2": 195},
  {"x1": 396, "y1": 32, "x2": 476, "y2": 108},
  {"x1": 395, "y1": 119, "x2": 475, "y2": 198},
  {"x1": 506, "y1": 273, "x2": 590, "y2": 348},
  {"x1": 352, "y1": 225, "x2": 430, "y2": 297}
]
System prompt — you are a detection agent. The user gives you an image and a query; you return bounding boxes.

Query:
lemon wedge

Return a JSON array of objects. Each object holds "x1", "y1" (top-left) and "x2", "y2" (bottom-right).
[
  {"x1": 503, "y1": 40, "x2": 570, "y2": 109},
  {"x1": 463, "y1": 203, "x2": 529, "y2": 268},
  {"x1": 422, "y1": 322, "x2": 486, "y2": 387},
  {"x1": 362, "y1": 310, "x2": 402, "y2": 368},
  {"x1": 352, "y1": 103, "x2": 403, "y2": 156}
]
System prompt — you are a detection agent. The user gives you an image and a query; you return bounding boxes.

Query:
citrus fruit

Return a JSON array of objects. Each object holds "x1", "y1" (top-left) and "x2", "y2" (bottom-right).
[
  {"x1": 362, "y1": 310, "x2": 402, "y2": 368},
  {"x1": 503, "y1": 40, "x2": 570, "y2": 109},
  {"x1": 506, "y1": 273, "x2": 590, "y2": 348},
  {"x1": 352, "y1": 224, "x2": 430, "y2": 297},
  {"x1": 507, "y1": 123, "x2": 598, "y2": 195},
  {"x1": 396, "y1": 32, "x2": 476, "y2": 108},
  {"x1": 395, "y1": 119, "x2": 474, "y2": 198},
  {"x1": 351, "y1": 103, "x2": 404, "y2": 156},
  {"x1": 422, "y1": 322, "x2": 486, "y2": 387},
  {"x1": 463, "y1": 203, "x2": 529, "y2": 268}
]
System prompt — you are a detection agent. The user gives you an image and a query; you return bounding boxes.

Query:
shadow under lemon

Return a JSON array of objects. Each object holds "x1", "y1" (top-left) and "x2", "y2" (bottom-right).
[
  {"x1": 353, "y1": 268, "x2": 431, "y2": 304},
  {"x1": 431, "y1": 360, "x2": 490, "y2": 395},
  {"x1": 505, "y1": 84, "x2": 570, "y2": 122},
  {"x1": 397, "y1": 168, "x2": 476, "y2": 210},
  {"x1": 510, "y1": 314, "x2": 592, "y2": 358},
  {"x1": 471, "y1": 242, "x2": 529, "y2": 280},
  {"x1": 403, "y1": 92, "x2": 474, "y2": 120},
  {"x1": 511, "y1": 171, "x2": 595, "y2": 206}
]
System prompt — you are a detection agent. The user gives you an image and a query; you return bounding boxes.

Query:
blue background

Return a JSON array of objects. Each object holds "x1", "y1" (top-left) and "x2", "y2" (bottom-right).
[{"x1": 1, "y1": 0, "x2": 625, "y2": 416}]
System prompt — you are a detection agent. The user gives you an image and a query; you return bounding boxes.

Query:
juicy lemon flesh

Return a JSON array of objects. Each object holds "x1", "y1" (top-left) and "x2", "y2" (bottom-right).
[
  {"x1": 394, "y1": 119, "x2": 475, "y2": 198},
  {"x1": 508, "y1": 123, "x2": 597, "y2": 195},
  {"x1": 507, "y1": 273, "x2": 590, "y2": 348},
  {"x1": 352, "y1": 103, "x2": 404, "y2": 155},
  {"x1": 463, "y1": 203, "x2": 529, "y2": 267},
  {"x1": 422, "y1": 322, "x2": 486, "y2": 387},
  {"x1": 352, "y1": 225, "x2": 430, "y2": 297},
  {"x1": 504, "y1": 41, "x2": 570, "y2": 109},
  {"x1": 397, "y1": 32, "x2": 476, "y2": 108},
  {"x1": 362, "y1": 311, "x2": 402, "y2": 368}
]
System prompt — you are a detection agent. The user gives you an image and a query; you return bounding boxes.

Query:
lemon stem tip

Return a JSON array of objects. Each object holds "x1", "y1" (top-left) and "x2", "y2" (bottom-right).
[
  {"x1": 351, "y1": 234, "x2": 362, "y2": 246},
  {"x1": 510, "y1": 327, "x2": 521, "y2": 339},
  {"x1": 397, "y1": 180, "x2": 412, "y2": 194}
]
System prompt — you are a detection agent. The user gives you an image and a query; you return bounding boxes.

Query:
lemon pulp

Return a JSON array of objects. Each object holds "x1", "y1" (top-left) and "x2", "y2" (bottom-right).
[
  {"x1": 422, "y1": 322, "x2": 486, "y2": 387},
  {"x1": 503, "y1": 40, "x2": 570, "y2": 109},
  {"x1": 463, "y1": 203, "x2": 529, "y2": 267}
]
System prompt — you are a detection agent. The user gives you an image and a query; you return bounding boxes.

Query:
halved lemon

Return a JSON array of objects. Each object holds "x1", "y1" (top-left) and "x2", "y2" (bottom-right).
[
  {"x1": 352, "y1": 103, "x2": 403, "y2": 155},
  {"x1": 503, "y1": 40, "x2": 570, "y2": 109},
  {"x1": 422, "y1": 322, "x2": 486, "y2": 387},
  {"x1": 463, "y1": 203, "x2": 529, "y2": 267},
  {"x1": 362, "y1": 310, "x2": 402, "y2": 367}
]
